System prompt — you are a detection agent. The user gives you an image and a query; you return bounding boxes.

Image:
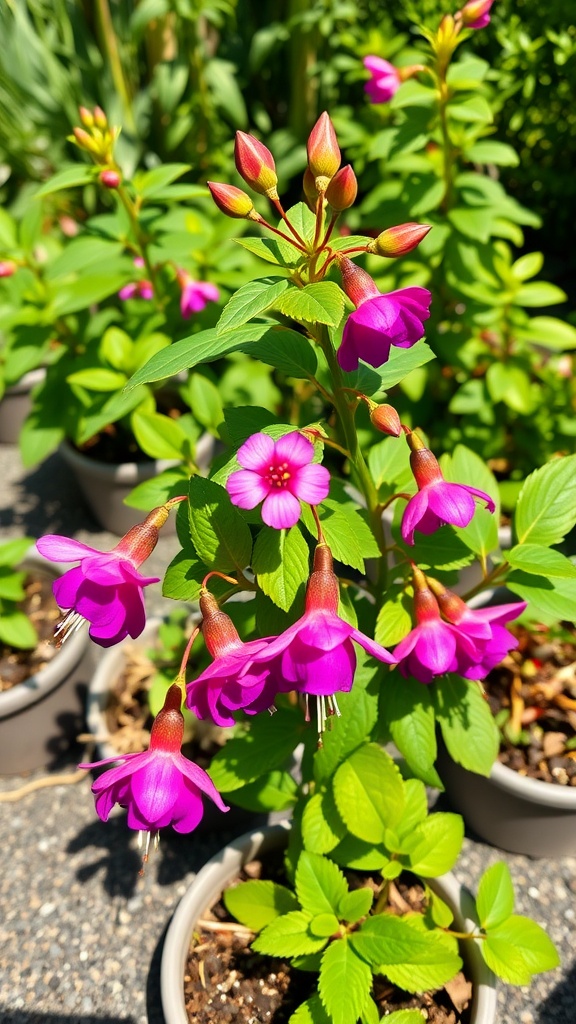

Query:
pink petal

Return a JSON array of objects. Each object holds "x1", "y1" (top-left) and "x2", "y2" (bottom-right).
[
  {"x1": 226, "y1": 469, "x2": 270, "y2": 509},
  {"x1": 36, "y1": 535, "x2": 100, "y2": 562},
  {"x1": 350, "y1": 628, "x2": 395, "y2": 663},
  {"x1": 274, "y1": 432, "x2": 314, "y2": 469},
  {"x1": 236, "y1": 432, "x2": 275, "y2": 471},
  {"x1": 415, "y1": 622, "x2": 456, "y2": 673},
  {"x1": 171, "y1": 791, "x2": 206, "y2": 833},
  {"x1": 261, "y1": 490, "x2": 301, "y2": 529},
  {"x1": 52, "y1": 566, "x2": 84, "y2": 608},
  {"x1": 292, "y1": 464, "x2": 330, "y2": 505},
  {"x1": 400, "y1": 490, "x2": 430, "y2": 545},
  {"x1": 176, "y1": 754, "x2": 229, "y2": 812},
  {"x1": 281, "y1": 636, "x2": 356, "y2": 694},
  {"x1": 427, "y1": 483, "x2": 476, "y2": 528},
  {"x1": 297, "y1": 610, "x2": 353, "y2": 651},
  {"x1": 131, "y1": 756, "x2": 181, "y2": 823}
]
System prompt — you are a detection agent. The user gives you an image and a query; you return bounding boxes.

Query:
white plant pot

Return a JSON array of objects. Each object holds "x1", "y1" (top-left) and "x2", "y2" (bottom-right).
[{"x1": 0, "y1": 367, "x2": 46, "y2": 445}]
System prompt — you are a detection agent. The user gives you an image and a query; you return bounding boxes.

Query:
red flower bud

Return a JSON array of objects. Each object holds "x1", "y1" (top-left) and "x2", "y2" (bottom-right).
[
  {"x1": 339, "y1": 256, "x2": 380, "y2": 308},
  {"x1": 325, "y1": 165, "x2": 357, "y2": 212},
  {"x1": 199, "y1": 590, "x2": 243, "y2": 658},
  {"x1": 234, "y1": 132, "x2": 278, "y2": 197},
  {"x1": 99, "y1": 169, "x2": 121, "y2": 189},
  {"x1": 207, "y1": 181, "x2": 256, "y2": 218},
  {"x1": 307, "y1": 112, "x2": 341, "y2": 192},
  {"x1": 370, "y1": 403, "x2": 402, "y2": 437},
  {"x1": 367, "y1": 222, "x2": 431, "y2": 258},
  {"x1": 0, "y1": 260, "x2": 17, "y2": 278},
  {"x1": 406, "y1": 433, "x2": 444, "y2": 490},
  {"x1": 149, "y1": 684, "x2": 185, "y2": 753}
]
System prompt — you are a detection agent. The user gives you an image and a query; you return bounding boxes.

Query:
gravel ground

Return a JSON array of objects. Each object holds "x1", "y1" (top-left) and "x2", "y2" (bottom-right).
[{"x1": 0, "y1": 442, "x2": 574, "y2": 1024}]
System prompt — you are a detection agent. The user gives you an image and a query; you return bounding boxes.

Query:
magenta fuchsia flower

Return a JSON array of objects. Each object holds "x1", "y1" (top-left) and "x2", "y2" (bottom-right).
[
  {"x1": 36, "y1": 505, "x2": 172, "y2": 647},
  {"x1": 186, "y1": 591, "x2": 282, "y2": 727},
  {"x1": 363, "y1": 56, "x2": 402, "y2": 104},
  {"x1": 177, "y1": 271, "x2": 220, "y2": 319},
  {"x1": 250, "y1": 545, "x2": 394, "y2": 734},
  {"x1": 458, "y1": 0, "x2": 495, "y2": 29},
  {"x1": 401, "y1": 433, "x2": 495, "y2": 545},
  {"x1": 432, "y1": 583, "x2": 527, "y2": 680},
  {"x1": 226, "y1": 431, "x2": 330, "y2": 529},
  {"x1": 337, "y1": 259, "x2": 431, "y2": 372},
  {"x1": 80, "y1": 685, "x2": 228, "y2": 836},
  {"x1": 119, "y1": 280, "x2": 153, "y2": 301}
]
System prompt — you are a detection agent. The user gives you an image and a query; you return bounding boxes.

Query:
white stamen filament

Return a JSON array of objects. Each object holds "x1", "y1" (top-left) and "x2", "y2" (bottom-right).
[{"x1": 53, "y1": 609, "x2": 85, "y2": 647}]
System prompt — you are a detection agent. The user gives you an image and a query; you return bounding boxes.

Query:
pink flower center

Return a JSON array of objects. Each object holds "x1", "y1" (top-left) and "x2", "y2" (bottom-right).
[{"x1": 266, "y1": 461, "x2": 292, "y2": 489}]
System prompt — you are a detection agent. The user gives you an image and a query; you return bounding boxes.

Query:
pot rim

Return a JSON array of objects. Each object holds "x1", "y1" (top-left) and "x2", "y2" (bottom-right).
[
  {"x1": 0, "y1": 551, "x2": 89, "y2": 718},
  {"x1": 160, "y1": 823, "x2": 498, "y2": 1024},
  {"x1": 3, "y1": 366, "x2": 47, "y2": 396},
  {"x1": 59, "y1": 433, "x2": 215, "y2": 481}
]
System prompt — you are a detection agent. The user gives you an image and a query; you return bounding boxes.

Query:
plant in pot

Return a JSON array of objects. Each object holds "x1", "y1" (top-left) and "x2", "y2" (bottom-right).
[
  {"x1": 32, "y1": 89, "x2": 566, "y2": 1018},
  {"x1": 0, "y1": 537, "x2": 90, "y2": 774}
]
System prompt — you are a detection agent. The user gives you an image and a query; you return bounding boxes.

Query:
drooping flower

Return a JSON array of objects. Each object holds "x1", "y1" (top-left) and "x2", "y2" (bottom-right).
[
  {"x1": 36, "y1": 505, "x2": 173, "y2": 647},
  {"x1": 392, "y1": 569, "x2": 480, "y2": 684},
  {"x1": 226, "y1": 431, "x2": 330, "y2": 530},
  {"x1": 176, "y1": 270, "x2": 219, "y2": 319},
  {"x1": 458, "y1": 0, "x2": 495, "y2": 29},
  {"x1": 363, "y1": 56, "x2": 402, "y2": 104},
  {"x1": 119, "y1": 257, "x2": 153, "y2": 301},
  {"x1": 337, "y1": 258, "x2": 431, "y2": 372},
  {"x1": 80, "y1": 684, "x2": 229, "y2": 836},
  {"x1": 250, "y1": 544, "x2": 395, "y2": 735},
  {"x1": 401, "y1": 432, "x2": 495, "y2": 545},
  {"x1": 186, "y1": 590, "x2": 283, "y2": 727}
]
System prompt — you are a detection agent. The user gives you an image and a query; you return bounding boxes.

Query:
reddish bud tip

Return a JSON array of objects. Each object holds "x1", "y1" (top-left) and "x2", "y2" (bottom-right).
[
  {"x1": 427, "y1": 577, "x2": 469, "y2": 622},
  {"x1": 234, "y1": 132, "x2": 278, "y2": 197},
  {"x1": 409, "y1": 446, "x2": 444, "y2": 490},
  {"x1": 207, "y1": 181, "x2": 255, "y2": 218},
  {"x1": 412, "y1": 567, "x2": 441, "y2": 624},
  {"x1": 325, "y1": 165, "x2": 358, "y2": 212},
  {"x1": 115, "y1": 505, "x2": 169, "y2": 566},
  {"x1": 93, "y1": 106, "x2": 108, "y2": 129},
  {"x1": 199, "y1": 590, "x2": 242, "y2": 658},
  {"x1": 370, "y1": 404, "x2": 402, "y2": 437},
  {"x1": 149, "y1": 684, "x2": 184, "y2": 752},
  {"x1": 72, "y1": 126, "x2": 92, "y2": 146},
  {"x1": 0, "y1": 260, "x2": 17, "y2": 278},
  {"x1": 307, "y1": 112, "x2": 341, "y2": 191},
  {"x1": 339, "y1": 256, "x2": 380, "y2": 308},
  {"x1": 305, "y1": 544, "x2": 339, "y2": 614},
  {"x1": 99, "y1": 169, "x2": 121, "y2": 189},
  {"x1": 78, "y1": 106, "x2": 94, "y2": 128},
  {"x1": 368, "y1": 223, "x2": 431, "y2": 258},
  {"x1": 458, "y1": 0, "x2": 494, "y2": 28}
]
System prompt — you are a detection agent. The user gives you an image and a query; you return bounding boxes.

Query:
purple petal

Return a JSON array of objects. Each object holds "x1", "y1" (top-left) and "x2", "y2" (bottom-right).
[
  {"x1": 176, "y1": 754, "x2": 229, "y2": 812},
  {"x1": 130, "y1": 756, "x2": 181, "y2": 824},
  {"x1": 226, "y1": 469, "x2": 270, "y2": 509},
  {"x1": 261, "y1": 490, "x2": 301, "y2": 529},
  {"x1": 171, "y1": 790, "x2": 206, "y2": 833},
  {"x1": 427, "y1": 483, "x2": 476, "y2": 528},
  {"x1": 236, "y1": 433, "x2": 275, "y2": 471},
  {"x1": 297, "y1": 610, "x2": 352, "y2": 651},
  {"x1": 36, "y1": 536, "x2": 100, "y2": 562},
  {"x1": 400, "y1": 491, "x2": 430, "y2": 545},
  {"x1": 281, "y1": 636, "x2": 356, "y2": 694},
  {"x1": 52, "y1": 566, "x2": 85, "y2": 608},
  {"x1": 292, "y1": 464, "x2": 330, "y2": 505},
  {"x1": 274, "y1": 432, "x2": 314, "y2": 469},
  {"x1": 350, "y1": 627, "x2": 395, "y2": 663}
]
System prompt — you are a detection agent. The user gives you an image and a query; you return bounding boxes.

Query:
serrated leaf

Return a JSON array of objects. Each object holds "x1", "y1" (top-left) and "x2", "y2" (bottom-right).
[
  {"x1": 208, "y1": 708, "x2": 303, "y2": 791},
  {"x1": 515, "y1": 455, "x2": 576, "y2": 546},
  {"x1": 476, "y1": 863, "x2": 515, "y2": 931},
  {"x1": 338, "y1": 887, "x2": 373, "y2": 924},
  {"x1": 401, "y1": 812, "x2": 464, "y2": 877},
  {"x1": 238, "y1": 329, "x2": 318, "y2": 379},
  {"x1": 216, "y1": 277, "x2": 292, "y2": 334},
  {"x1": 296, "y1": 851, "x2": 348, "y2": 917},
  {"x1": 351, "y1": 915, "x2": 462, "y2": 992},
  {"x1": 300, "y1": 502, "x2": 379, "y2": 572},
  {"x1": 314, "y1": 659, "x2": 381, "y2": 783},
  {"x1": 276, "y1": 282, "x2": 345, "y2": 327},
  {"x1": 319, "y1": 939, "x2": 372, "y2": 1024},
  {"x1": 330, "y1": 834, "x2": 388, "y2": 871},
  {"x1": 252, "y1": 526, "x2": 310, "y2": 611},
  {"x1": 188, "y1": 476, "x2": 252, "y2": 572},
  {"x1": 310, "y1": 913, "x2": 340, "y2": 938},
  {"x1": 302, "y1": 788, "x2": 347, "y2": 855},
  {"x1": 482, "y1": 916, "x2": 559, "y2": 985},
  {"x1": 385, "y1": 672, "x2": 441, "y2": 789},
  {"x1": 333, "y1": 744, "x2": 405, "y2": 844},
  {"x1": 288, "y1": 995, "x2": 331, "y2": 1024},
  {"x1": 253, "y1": 911, "x2": 327, "y2": 957},
  {"x1": 375, "y1": 586, "x2": 413, "y2": 647},
  {"x1": 506, "y1": 544, "x2": 576, "y2": 579},
  {"x1": 433, "y1": 675, "x2": 499, "y2": 777},
  {"x1": 224, "y1": 880, "x2": 299, "y2": 931}
]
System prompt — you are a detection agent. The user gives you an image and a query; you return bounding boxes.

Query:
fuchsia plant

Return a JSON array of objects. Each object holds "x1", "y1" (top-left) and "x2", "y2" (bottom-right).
[{"x1": 34, "y1": 13, "x2": 565, "y2": 998}]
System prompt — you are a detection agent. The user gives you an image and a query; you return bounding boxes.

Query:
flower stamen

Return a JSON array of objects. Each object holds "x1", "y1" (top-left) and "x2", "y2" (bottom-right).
[{"x1": 53, "y1": 609, "x2": 85, "y2": 647}]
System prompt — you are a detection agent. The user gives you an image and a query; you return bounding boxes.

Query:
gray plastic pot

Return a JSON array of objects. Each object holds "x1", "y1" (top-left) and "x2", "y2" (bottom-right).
[
  {"x1": 160, "y1": 823, "x2": 497, "y2": 1024},
  {"x1": 438, "y1": 742, "x2": 576, "y2": 858},
  {"x1": 0, "y1": 552, "x2": 91, "y2": 774},
  {"x1": 60, "y1": 432, "x2": 214, "y2": 536},
  {"x1": 0, "y1": 367, "x2": 46, "y2": 445}
]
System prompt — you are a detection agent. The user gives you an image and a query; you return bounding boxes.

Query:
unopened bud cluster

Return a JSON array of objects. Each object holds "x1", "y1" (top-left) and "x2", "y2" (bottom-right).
[{"x1": 70, "y1": 106, "x2": 120, "y2": 173}]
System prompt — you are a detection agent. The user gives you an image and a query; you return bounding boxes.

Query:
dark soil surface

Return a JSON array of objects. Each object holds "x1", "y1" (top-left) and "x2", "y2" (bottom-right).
[
  {"x1": 77, "y1": 424, "x2": 152, "y2": 465},
  {"x1": 184, "y1": 855, "x2": 473, "y2": 1024},
  {"x1": 485, "y1": 621, "x2": 576, "y2": 785},
  {"x1": 0, "y1": 572, "x2": 59, "y2": 690}
]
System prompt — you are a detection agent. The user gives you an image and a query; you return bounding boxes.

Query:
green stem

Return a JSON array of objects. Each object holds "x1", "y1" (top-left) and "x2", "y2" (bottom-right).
[
  {"x1": 115, "y1": 184, "x2": 163, "y2": 307},
  {"x1": 438, "y1": 78, "x2": 454, "y2": 214},
  {"x1": 94, "y1": 0, "x2": 136, "y2": 134},
  {"x1": 445, "y1": 929, "x2": 485, "y2": 941},
  {"x1": 460, "y1": 559, "x2": 510, "y2": 603}
]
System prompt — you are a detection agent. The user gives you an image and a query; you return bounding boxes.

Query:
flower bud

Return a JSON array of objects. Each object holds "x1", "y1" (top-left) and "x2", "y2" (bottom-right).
[
  {"x1": 305, "y1": 544, "x2": 339, "y2": 614},
  {"x1": 370, "y1": 403, "x2": 402, "y2": 437},
  {"x1": 412, "y1": 566, "x2": 442, "y2": 624},
  {"x1": 115, "y1": 504, "x2": 169, "y2": 566},
  {"x1": 325, "y1": 165, "x2": 357, "y2": 212},
  {"x1": 339, "y1": 256, "x2": 380, "y2": 308},
  {"x1": 72, "y1": 126, "x2": 99, "y2": 155},
  {"x1": 435, "y1": 14, "x2": 459, "y2": 58},
  {"x1": 0, "y1": 260, "x2": 17, "y2": 278},
  {"x1": 207, "y1": 181, "x2": 256, "y2": 218},
  {"x1": 93, "y1": 106, "x2": 108, "y2": 129},
  {"x1": 99, "y1": 169, "x2": 121, "y2": 189},
  {"x1": 426, "y1": 577, "x2": 469, "y2": 623},
  {"x1": 234, "y1": 132, "x2": 278, "y2": 198},
  {"x1": 149, "y1": 684, "x2": 185, "y2": 753},
  {"x1": 307, "y1": 112, "x2": 341, "y2": 192},
  {"x1": 199, "y1": 589, "x2": 243, "y2": 657},
  {"x1": 367, "y1": 222, "x2": 431, "y2": 258},
  {"x1": 78, "y1": 106, "x2": 94, "y2": 128},
  {"x1": 303, "y1": 168, "x2": 319, "y2": 210},
  {"x1": 406, "y1": 433, "x2": 444, "y2": 489},
  {"x1": 458, "y1": 0, "x2": 494, "y2": 29}
]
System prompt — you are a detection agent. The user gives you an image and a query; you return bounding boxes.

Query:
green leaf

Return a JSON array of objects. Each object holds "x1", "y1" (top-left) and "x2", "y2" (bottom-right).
[
  {"x1": 224, "y1": 880, "x2": 299, "y2": 931},
  {"x1": 238, "y1": 329, "x2": 318, "y2": 379},
  {"x1": 351, "y1": 915, "x2": 462, "y2": 992},
  {"x1": 208, "y1": 708, "x2": 303, "y2": 791},
  {"x1": 433, "y1": 675, "x2": 499, "y2": 777},
  {"x1": 0, "y1": 569, "x2": 26, "y2": 601},
  {"x1": 131, "y1": 411, "x2": 188, "y2": 461},
  {"x1": 302, "y1": 788, "x2": 347, "y2": 855},
  {"x1": 448, "y1": 207, "x2": 492, "y2": 243},
  {"x1": 476, "y1": 863, "x2": 515, "y2": 931},
  {"x1": 288, "y1": 996, "x2": 331, "y2": 1024},
  {"x1": 519, "y1": 316, "x2": 576, "y2": 351},
  {"x1": 483, "y1": 916, "x2": 559, "y2": 985},
  {"x1": 511, "y1": 252, "x2": 544, "y2": 282},
  {"x1": 35, "y1": 165, "x2": 94, "y2": 197},
  {"x1": 301, "y1": 502, "x2": 379, "y2": 573},
  {"x1": 216, "y1": 277, "x2": 292, "y2": 334},
  {"x1": 515, "y1": 456, "x2": 576, "y2": 546},
  {"x1": 252, "y1": 526, "x2": 310, "y2": 612},
  {"x1": 235, "y1": 235, "x2": 303, "y2": 268},
  {"x1": 449, "y1": 94, "x2": 492, "y2": 123},
  {"x1": 398, "y1": 527, "x2": 475, "y2": 572},
  {"x1": 506, "y1": 571, "x2": 576, "y2": 624},
  {"x1": 227, "y1": 770, "x2": 299, "y2": 812},
  {"x1": 296, "y1": 851, "x2": 348, "y2": 917},
  {"x1": 385, "y1": 672, "x2": 440, "y2": 788},
  {"x1": 345, "y1": 342, "x2": 436, "y2": 397},
  {"x1": 368, "y1": 437, "x2": 412, "y2": 492},
  {"x1": 486, "y1": 363, "x2": 533, "y2": 414},
  {"x1": 313, "y1": 663, "x2": 380, "y2": 784},
  {"x1": 402, "y1": 813, "x2": 464, "y2": 877},
  {"x1": 0, "y1": 538, "x2": 35, "y2": 567},
  {"x1": 134, "y1": 162, "x2": 190, "y2": 198},
  {"x1": 375, "y1": 586, "x2": 413, "y2": 647},
  {"x1": 0, "y1": 610, "x2": 38, "y2": 649},
  {"x1": 188, "y1": 476, "x2": 252, "y2": 572},
  {"x1": 186, "y1": 374, "x2": 224, "y2": 433},
  {"x1": 48, "y1": 238, "x2": 125, "y2": 281},
  {"x1": 252, "y1": 911, "x2": 327, "y2": 957},
  {"x1": 51, "y1": 273, "x2": 129, "y2": 316},
  {"x1": 66, "y1": 368, "x2": 128, "y2": 392},
  {"x1": 338, "y1": 888, "x2": 373, "y2": 924},
  {"x1": 515, "y1": 281, "x2": 566, "y2": 307},
  {"x1": 275, "y1": 282, "x2": 345, "y2": 327},
  {"x1": 506, "y1": 544, "x2": 576, "y2": 579},
  {"x1": 319, "y1": 939, "x2": 372, "y2": 1024},
  {"x1": 310, "y1": 913, "x2": 340, "y2": 938},
  {"x1": 333, "y1": 744, "x2": 405, "y2": 844},
  {"x1": 465, "y1": 141, "x2": 519, "y2": 166}
]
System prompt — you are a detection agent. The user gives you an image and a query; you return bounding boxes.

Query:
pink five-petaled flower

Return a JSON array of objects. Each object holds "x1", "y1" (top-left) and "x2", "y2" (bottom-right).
[
  {"x1": 363, "y1": 56, "x2": 402, "y2": 104},
  {"x1": 226, "y1": 431, "x2": 330, "y2": 530},
  {"x1": 458, "y1": 0, "x2": 495, "y2": 29},
  {"x1": 186, "y1": 590, "x2": 282, "y2": 727},
  {"x1": 401, "y1": 432, "x2": 495, "y2": 546},
  {"x1": 250, "y1": 544, "x2": 395, "y2": 737},
  {"x1": 393, "y1": 569, "x2": 480, "y2": 684},
  {"x1": 430, "y1": 578, "x2": 526, "y2": 680},
  {"x1": 36, "y1": 505, "x2": 171, "y2": 647},
  {"x1": 176, "y1": 269, "x2": 219, "y2": 319},
  {"x1": 337, "y1": 258, "x2": 431, "y2": 372},
  {"x1": 80, "y1": 684, "x2": 228, "y2": 836}
]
